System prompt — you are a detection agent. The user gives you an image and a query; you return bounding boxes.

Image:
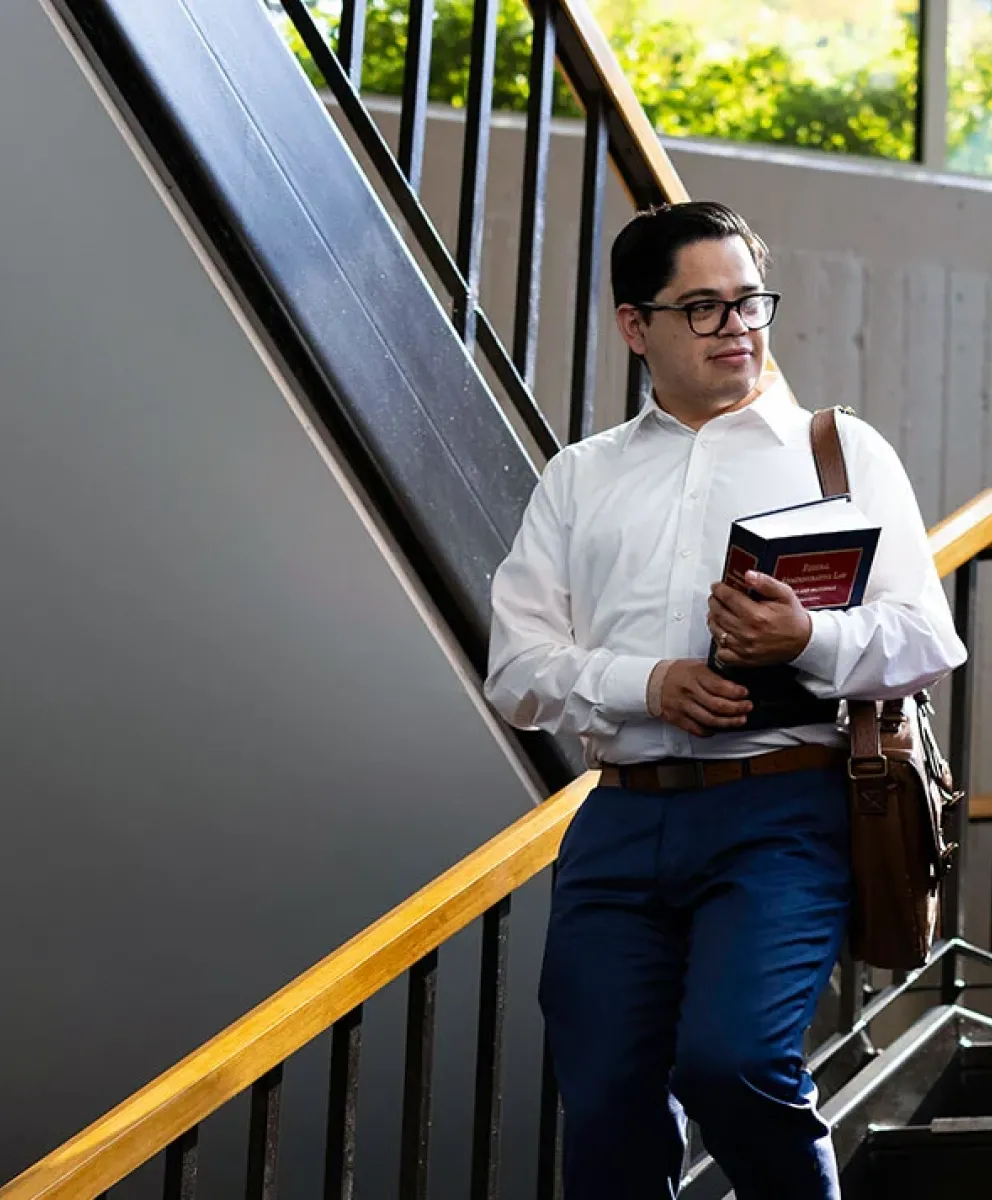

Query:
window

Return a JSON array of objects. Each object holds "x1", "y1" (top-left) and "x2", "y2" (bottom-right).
[
  {"x1": 947, "y1": 0, "x2": 992, "y2": 175},
  {"x1": 591, "y1": 0, "x2": 921, "y2": 161}
]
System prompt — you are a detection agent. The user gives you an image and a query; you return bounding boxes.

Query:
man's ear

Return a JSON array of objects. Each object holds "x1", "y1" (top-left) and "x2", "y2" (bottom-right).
[{"x1": 616, "y1": 304, "x2": 647, "y2": 357}]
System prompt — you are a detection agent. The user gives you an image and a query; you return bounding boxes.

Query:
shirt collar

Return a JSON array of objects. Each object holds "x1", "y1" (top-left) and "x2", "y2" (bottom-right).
[{"x1": 619, "y1": 373, "x2": 801, "y2": 452}]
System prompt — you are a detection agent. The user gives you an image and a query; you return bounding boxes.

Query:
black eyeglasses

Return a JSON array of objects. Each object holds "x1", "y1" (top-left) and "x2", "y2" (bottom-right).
[{"x1": 637, "y1": 291, "x2": 781, "y2": 338}]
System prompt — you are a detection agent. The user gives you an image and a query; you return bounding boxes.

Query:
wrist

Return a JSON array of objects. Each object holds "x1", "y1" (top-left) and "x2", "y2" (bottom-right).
[{"x1": 646, "y1": 660, "x2": 675, "y2": 717}]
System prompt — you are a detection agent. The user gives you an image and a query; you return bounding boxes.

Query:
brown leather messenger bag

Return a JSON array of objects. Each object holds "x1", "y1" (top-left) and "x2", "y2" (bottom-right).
[{"x1": 810, "y1": 408, "x2": 962, "y2": 969}]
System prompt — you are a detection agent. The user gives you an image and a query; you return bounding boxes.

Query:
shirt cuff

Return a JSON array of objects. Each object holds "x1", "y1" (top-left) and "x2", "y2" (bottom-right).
[
  {"x1": 790, "y1": 608, "x2": 841, "y2": 683},
  {"x1": 600, "y1": 655, "x2": 660, "y2": 719}
]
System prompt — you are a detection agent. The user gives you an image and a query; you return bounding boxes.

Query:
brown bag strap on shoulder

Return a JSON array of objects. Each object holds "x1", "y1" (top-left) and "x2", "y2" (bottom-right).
[
  {"x1": 809, "y1": 409, "x2": 880, "y2": 768},
  {"x1": 810, "y1": 407, "x2": 850, "y2": 497}
]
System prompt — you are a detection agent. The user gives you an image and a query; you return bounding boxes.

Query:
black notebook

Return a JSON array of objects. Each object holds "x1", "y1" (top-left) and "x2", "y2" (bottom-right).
[{"x1": 709, "y1": 494, "x2": 881, "y2": 731}]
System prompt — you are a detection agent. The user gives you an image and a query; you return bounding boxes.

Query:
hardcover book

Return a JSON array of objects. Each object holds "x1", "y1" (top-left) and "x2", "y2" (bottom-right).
[{"x1": 709, "y1": 494, "x2": 881, "y2": 731}]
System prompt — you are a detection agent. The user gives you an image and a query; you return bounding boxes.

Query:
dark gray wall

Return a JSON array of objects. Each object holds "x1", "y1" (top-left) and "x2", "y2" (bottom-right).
[{"x1": 0, "y1": 3, "x2": 549, "y2": 1196}]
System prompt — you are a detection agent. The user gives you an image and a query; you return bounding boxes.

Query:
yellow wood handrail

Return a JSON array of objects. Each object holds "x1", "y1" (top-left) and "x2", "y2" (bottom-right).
[
  {"x1": 929, "y1": 489, "x2": 992, "y2": 579},
  {"x1": 0, "y1": 775, "x2": 596, "y2": 1200},
  {"x1": 5, "y1": 0, "x2": 992, "y2": 1192},
  {"x1": 5, "y1": 488, "x2": 992, "y2": 1198},
  {"x1": 550, "y1": 0, "x2": 796, "y2": 395},
  {"x1": 555, "y1": 0, "x2": 689, "y2": 205}
]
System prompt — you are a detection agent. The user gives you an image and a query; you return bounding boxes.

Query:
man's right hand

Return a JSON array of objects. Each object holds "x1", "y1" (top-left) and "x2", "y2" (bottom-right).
[{"x1": 657, "y1": 659, "x2": 752, "y2": 737}]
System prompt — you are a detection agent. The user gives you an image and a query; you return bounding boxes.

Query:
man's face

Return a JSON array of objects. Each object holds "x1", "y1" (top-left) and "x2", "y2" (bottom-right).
[{"x1": 617, "y1": 236, "x2": 771, "y2": 423}]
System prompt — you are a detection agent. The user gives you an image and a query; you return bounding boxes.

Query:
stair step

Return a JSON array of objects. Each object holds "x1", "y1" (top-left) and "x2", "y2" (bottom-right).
[
  {"x1": 957, "y1": 1040, "x2": 992, "y2": 1115},
  {"x1": 866, "y1": 1118, "x2": 992, "y2": 1198}
]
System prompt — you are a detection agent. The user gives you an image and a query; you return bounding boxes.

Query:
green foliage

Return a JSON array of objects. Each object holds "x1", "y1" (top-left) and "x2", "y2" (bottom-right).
[
  {"x1": 273, "y1": 0, "x2": 992, "y2": 173},
  {"x1": 948, "y1": 39, "x2": 992, "y2": 173}
]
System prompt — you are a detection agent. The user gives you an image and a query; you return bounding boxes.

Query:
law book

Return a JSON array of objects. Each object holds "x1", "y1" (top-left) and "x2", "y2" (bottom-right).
[{"x1": 708, "y1": 494, "x2": 881, "y2": 731}]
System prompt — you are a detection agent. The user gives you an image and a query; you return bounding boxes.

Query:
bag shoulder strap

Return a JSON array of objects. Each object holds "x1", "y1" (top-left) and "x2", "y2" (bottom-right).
[
  {"x1": 810, "y1": 407, "x2": 851, "y2": 498},
  {"x1": 809, "y1": 408, "x2": 879, "y2": 761}
]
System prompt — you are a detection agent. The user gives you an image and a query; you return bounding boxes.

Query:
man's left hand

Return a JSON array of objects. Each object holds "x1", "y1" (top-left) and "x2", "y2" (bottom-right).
[{"x1": 708, "y1": 571, "x2": 812, "y2": 668}]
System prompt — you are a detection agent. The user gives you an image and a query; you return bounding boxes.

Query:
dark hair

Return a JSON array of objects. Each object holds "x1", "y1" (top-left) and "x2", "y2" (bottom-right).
[{"x1": 610, "y1": 201, "x2": 770, "y2": 309}]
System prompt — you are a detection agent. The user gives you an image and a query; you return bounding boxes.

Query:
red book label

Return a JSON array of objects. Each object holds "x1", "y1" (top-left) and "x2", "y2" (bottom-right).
[
  {"x1": 772, "y1": 547, "x2": 864, "y2": 608},
  {"x1": 725, "y1": 545, "x2": 759, "y2": 593}
]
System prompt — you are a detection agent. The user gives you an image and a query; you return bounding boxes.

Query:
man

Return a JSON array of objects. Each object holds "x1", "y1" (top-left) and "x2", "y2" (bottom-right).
[{"x1": 484, "y1": 202, "x2": 966, "y2": 1199}]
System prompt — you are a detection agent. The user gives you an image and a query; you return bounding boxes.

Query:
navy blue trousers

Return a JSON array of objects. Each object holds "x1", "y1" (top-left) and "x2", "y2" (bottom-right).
[{"x1": 539, "y1": 768, "x2": 850, "y2": 1199}]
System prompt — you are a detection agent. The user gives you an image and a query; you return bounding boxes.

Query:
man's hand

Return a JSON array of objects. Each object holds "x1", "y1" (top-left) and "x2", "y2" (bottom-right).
[
  {"x1": 708, "y1": 571, "x2": 812, "y2": 668},
  {"x1": 657, "y1": 660, "x2": 753, "y2": 737}
]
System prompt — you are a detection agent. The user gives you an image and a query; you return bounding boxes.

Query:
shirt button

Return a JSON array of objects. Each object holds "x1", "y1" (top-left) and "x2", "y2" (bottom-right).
[
  {"x1": 680, "y1": 548, "x2": 692, "y2": 558},
  {"x1": 673, "y1": 610, "x2": 685, "y2": 622},
  {"x1": 689, "y1": 490, "x2": 700, "y2": 501}
]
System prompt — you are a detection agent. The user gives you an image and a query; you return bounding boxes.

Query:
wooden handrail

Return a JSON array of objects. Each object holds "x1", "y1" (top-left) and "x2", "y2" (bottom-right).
[
  {"x1": 971, "y1": 795, "x2": 992, "y2": 820},
  {"x1": 0, "y1": 774, "x2": 596, "y2": 1200},
  {"x1": 556, "y1": 0, "x2": 689, "y2": 205},
  {"x1": 550, "y1": 1, "x2": 798, "y2": 394},
  {"x1": 7, "y1": 3, "x2": 992, "y2": 1194},
  {"x1": 6, "y1": 486, "x2": 992, "y2": 1198},
  {"x1": 929, "y1": 489, "x2": 992, "y2": 579}
]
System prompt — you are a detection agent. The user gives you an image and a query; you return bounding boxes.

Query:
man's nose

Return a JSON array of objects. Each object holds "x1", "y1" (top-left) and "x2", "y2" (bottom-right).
[{"x1": 721, "y1": 307, "x2": 749, "y2": 336}]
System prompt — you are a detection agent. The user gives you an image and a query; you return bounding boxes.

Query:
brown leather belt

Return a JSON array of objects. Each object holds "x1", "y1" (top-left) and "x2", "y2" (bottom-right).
[{"x1": 599, "y1": 745, "x2": 847, "y2": 793}]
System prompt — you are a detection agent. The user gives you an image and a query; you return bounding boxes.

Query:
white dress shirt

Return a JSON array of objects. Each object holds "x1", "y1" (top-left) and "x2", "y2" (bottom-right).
[{"x1": 484, "y1": 379, "x2": 967, "y2": 766}]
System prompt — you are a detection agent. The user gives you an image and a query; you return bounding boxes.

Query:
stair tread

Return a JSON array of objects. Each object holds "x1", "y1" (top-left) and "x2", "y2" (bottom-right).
[{"x1": 871, "y1": 1116, "x2": 992, "y2": 1135}]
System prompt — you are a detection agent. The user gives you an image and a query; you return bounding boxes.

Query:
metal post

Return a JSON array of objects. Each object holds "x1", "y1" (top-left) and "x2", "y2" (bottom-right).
[
  {"x1": 399, "y1": 952, "x2": 439, "y2": 1200},
  {"x1": 917, "y1": 0, "x2": 949, "y2": 169},
  {"x1": 513, "y1": 0, "x2": 557, "y2": 389},
  {"x1": 325, "y1": 1006, "x2": 363, "y2": 1200},
  {"x1": 398, "y1": 0, "x2": 436, "y2": 193},
  {"x1": 470, "y1": 898, "x2": 511, "y2": 1200},
  {"x1": 942, "y1": 557, "x2": 977, "y2": 1002},
  {"x1": 454, "y1": 0, "x2": 499, "y2": 348},
  {"x1": 568, "y1": 91, "x2": 609, "y2": 444},
  {"x1": 337, "y1": 0, "x2": 368, "y2": 92}
]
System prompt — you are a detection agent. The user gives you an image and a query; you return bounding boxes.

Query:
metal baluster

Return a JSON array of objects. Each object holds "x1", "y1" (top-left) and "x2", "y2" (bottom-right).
[
  {"x1": 399, "y1": 0, "x2": 436, "y2": 192},
  {"x1": 838, "y1": 946, "x2": 865, "y2": 1033},
  {"x1": 535, "y1": 1028, "x2": 564, "y2": 1200},
  {"x1": 454, "y1": 0, "x2": 499, "y2": 347},
  {"x1": 282, "y1": 0, "x2": 461, "y2": 298},
  {"x1": 281, "y1": 0, "x2": 558, "y2": 460},
  {"x1": 568, "y1": 91, "x2": 608, "y2": 444},
  {"x1": 537, "y1": 863, "x2": 563, "y2": 1200},
  {"x1": 245, "y1": 1065, "x2": 283, "y2": 1200},
  {"x1": 625, "y1": 353, "x2": 646, "y2": 421},
  {"x1": 163, "y1": 1128, "x2": 199, "y2": 1200},
  {"x1": 337, "y1": 0, "x2": 368, "y2": 91},
  {"x1": 943, "y1": 555, "x2": 977, "y2": 1002},
  {"x1": 513, "y1": 0, "x2": 557, "y2": 389},
  {"x1": 324, "y1": 1006, "x2": 363, "y2": 1200},
  {"x1": 470, "y1": 899, "x2": 511, "y2": 1200},
  {"x1": 399, "y1": 951, "x2": 439, "y2": 1200}
]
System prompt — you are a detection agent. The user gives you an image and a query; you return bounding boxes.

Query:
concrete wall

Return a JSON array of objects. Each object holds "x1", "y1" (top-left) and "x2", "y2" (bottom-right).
[
  {"x1": 0, "y1": 4, "x2": 549, "y2": 1197},
  {"x1": 3, "y1": 7, "x2": 992, "y2": 1192}
]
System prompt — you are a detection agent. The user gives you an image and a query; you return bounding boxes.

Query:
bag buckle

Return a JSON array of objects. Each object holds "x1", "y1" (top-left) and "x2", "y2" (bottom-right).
[{"x1": 848, "y1": 755, "x2": 888, "y2": 781}]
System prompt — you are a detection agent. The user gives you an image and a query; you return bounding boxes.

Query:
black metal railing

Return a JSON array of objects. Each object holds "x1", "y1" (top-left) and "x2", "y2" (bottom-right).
[
  {"x1": 8, "y1": 548, "x2": 992, "y2": 1200},
  {"x1": 277, "y1": 0, "x2": 661, "y2": 455},
  {"x1": 10, "y1": 4, "x2": 992, "y2": 1199},
  {"x1": 74, "y1": 895, "x2": 519, "y2": 1200}
]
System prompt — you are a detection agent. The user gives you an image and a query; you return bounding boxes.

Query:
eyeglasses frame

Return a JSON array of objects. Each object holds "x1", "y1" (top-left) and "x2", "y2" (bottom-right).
[{"x1": 634, "y1": 291, "x2": 782, "y2": 338}]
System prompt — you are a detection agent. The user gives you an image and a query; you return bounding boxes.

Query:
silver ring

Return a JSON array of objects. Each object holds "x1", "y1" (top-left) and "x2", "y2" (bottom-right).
[{"x1": 720, "y1": 631, "x2": 729, "y2": 648}]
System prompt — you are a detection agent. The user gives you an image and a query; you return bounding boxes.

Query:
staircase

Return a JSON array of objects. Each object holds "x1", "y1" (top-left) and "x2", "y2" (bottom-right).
[{"x1": 5, "y1": 0, "x2": 992, "y2": 1197}]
